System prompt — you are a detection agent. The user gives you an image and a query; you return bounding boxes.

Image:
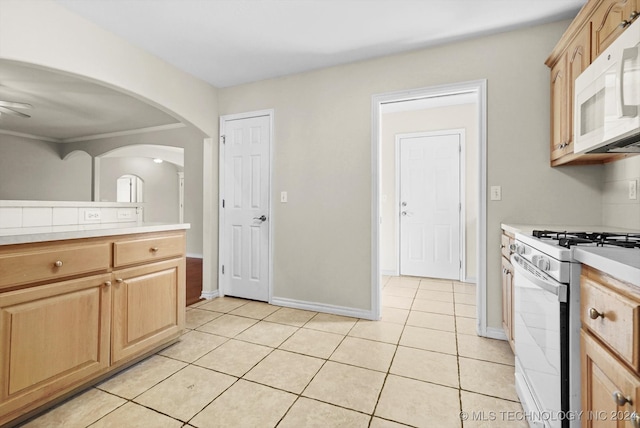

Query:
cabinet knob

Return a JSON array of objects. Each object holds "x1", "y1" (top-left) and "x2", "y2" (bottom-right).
[
  {"x1": 630, "y1": 11, "x2": 639, "y2": 20},
  {"x1": 104, "y1": 281, "x2": 112, "y2": 287},
  {"x1": 115, "y1": 278, "x2": 124, "y2": 283},
  {"x1": 501, "y1": 244, "x2": 506, "y2": 249},
  {"x1": 54, "y1": 260, "x2": 63, "y2": 268},
  {"x1": 612, "y1": 391, "x2": 632, "y2": 406},
  {"x1": 620, "y1": 20, "x2": 631, "y2": 28},
  {"x1": 150, "y1": 247, "x2": 159, "y2": 252},
  {"x1": 588, "y1": 307, "x2": 604, "y2": 320}
]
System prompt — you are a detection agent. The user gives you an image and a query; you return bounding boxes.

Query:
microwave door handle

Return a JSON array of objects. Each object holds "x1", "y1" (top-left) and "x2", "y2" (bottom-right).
[{"x1": 617, "y1": 46, "x2": 639, "y2": 118}]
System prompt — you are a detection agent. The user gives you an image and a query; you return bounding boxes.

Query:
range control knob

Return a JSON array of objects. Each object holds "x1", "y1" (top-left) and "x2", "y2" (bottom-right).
[
  {"x1": 516, "y1": 245, "x2": 525, "y2": 255},
  {"x1": 533, "y1": 256, "x2": 551, "y2": 272}
]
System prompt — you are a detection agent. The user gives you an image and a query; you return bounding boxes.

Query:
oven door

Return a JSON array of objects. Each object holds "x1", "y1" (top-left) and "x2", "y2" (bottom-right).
[{"x1": 512, "y1": 254, "x2": 568, "y2": 428}]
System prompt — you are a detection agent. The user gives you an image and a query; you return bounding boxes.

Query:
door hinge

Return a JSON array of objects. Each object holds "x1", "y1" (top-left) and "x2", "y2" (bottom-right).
[
  {"x1": 222, "y1": 265, "x2": 225, "y2": 274},
  {"x1": 221, "y1": 135, "x2": 226, "y2": 144},
  {"x1": 222, "y1": 199, "x2": 225, "y2": 208}
]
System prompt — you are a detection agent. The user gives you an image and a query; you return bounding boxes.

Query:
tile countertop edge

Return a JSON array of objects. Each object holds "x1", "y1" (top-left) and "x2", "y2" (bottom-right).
[
  {"x1": 0, "y1": 223, "x2": 191, "y2": 246},
  {"x1": 573, "y1": 247, "x2": 640, "y2": 288}
]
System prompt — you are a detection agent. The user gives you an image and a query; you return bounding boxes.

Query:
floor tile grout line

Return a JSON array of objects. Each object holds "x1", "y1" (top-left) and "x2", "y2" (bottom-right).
[{"x1": 31, "y1": 281, "x2": 521, "y2": 427}]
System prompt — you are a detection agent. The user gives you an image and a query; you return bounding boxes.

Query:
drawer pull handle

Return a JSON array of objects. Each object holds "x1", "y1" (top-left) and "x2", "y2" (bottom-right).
[
  {"x1": 589, "y1": 307, "x2": 604, "y2": 320},
  {"x1": 613, "y1": 391, "x2": 632, "y2": 406},
  {"x1": 115, "y1": 278, "x2": 124, "y2": 283},
  {"x1": 104, "y1": 281, "x2": 111, "y2": 287},
  {"x1": 151, "y1": 247, "x2": 159, "y2": 252},
  {"x1": 54, "y1": 260, "x2": 63, "y2": 268}
]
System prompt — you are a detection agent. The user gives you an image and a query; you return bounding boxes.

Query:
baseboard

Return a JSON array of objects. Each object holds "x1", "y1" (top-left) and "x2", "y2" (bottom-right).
[
  {"x1": 200, "y1": 289, "x2": 219, "y2": 300},
  {"x1": 270, "y1": 296, "x2": 375, "y2": 320},
  {"x1": 484, "y1": 326, "x2": 508, "y2": 341},
  {"x1": 462, "y1": 276, "x2": 477, "y2": 284},
  {"x1": 381, "y1": 269, "x2": 397, "y2": 276}
]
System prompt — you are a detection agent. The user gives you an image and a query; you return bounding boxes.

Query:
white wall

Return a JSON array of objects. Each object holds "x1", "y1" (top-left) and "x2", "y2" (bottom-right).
[
  {"x1": 219, "y1": 19, "x2": 605, "y2": 326},
  {"x1": 0, "y1": 135, "x2": 91, "y2": 201},
  {"x1": 0, "y1": 0, "x2": 218, "y2": 138},
  {"x1": 0, "y1": 0, "x2": 217, "y2": 275},
  {"x1": 99, "y1": 157, "x2": 179, "y2": 223},
  {"x1": 62, "y1": 126, "x2": 205, "y2": 256},
  {"x1": 381, "y1": 104, "x2": 478, "y2": 280},
  {"x1": 602, "y1": 156, "x2": 640, "y2": 229}
]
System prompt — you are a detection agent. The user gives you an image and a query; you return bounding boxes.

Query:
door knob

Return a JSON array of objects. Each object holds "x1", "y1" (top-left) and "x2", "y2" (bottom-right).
[{"x1": 253, "y1": 215, "x2": 267, "y2": 222}]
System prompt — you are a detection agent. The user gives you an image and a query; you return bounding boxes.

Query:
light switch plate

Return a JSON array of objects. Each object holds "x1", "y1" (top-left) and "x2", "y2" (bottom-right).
[
  {"x1": 630, "y1": 180, "x2": 637, "y2": 200},
  {"x1": 280, "y1": 191, "x2": 288, "y2": 203},
  {"x1": 490, "y1": 186, "x2": 502, "y2": 201}
]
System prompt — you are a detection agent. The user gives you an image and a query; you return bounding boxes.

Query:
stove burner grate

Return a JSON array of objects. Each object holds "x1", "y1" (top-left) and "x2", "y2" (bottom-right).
[{"x1": 532, "y1": 230, "x2": 640, "y2": 249}]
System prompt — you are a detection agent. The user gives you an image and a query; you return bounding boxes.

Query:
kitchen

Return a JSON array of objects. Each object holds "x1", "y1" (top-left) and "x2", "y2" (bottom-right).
[{"x1": 0, "y1": 0, "x2": 639, "y2": 426}]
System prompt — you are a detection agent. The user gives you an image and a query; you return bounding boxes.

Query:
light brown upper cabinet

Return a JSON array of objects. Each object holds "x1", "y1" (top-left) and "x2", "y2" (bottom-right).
[{"x1": 546, "y1": 0, "x2": 639, "y2": 166}]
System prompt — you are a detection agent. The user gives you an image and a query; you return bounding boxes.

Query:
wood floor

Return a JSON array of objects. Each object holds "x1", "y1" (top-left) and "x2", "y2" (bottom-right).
[{"x1": 186, "y1": 257, "x2": 203, "y2": 306}]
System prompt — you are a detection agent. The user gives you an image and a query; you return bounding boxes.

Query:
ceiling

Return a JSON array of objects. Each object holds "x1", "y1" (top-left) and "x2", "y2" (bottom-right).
[
  {"x1": 0, "y1": 1, "x2": 586, "y2": 142},
  {"x1": 56, "y1": 0, "x2": 587, "y2": 88}
]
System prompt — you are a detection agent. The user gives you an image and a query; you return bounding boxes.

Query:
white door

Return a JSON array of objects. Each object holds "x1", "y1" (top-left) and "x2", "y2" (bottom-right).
[
  {"x1": 222, "y1": 114, "x2": 271, "y2": 301},
  {"x1": 399, "y1": 132, "x2": 461, "y2": 279}
]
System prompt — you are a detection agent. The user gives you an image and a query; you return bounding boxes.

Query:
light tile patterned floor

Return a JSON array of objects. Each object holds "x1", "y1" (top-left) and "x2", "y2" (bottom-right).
[{"x1": 21, "y1": 277, "x2": 526, "y2": 428}]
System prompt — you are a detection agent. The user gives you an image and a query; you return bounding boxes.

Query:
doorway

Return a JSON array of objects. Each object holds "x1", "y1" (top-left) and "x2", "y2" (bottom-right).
[
  {"x1": 397, "y1": 130, "x2": 462, "y2": 280},
  {"x1": 372, "y1": 80, "x2": 487, "y2": 336},
  {"x1": 219, "y1": 110, "x2": 273, "y2": 302}
]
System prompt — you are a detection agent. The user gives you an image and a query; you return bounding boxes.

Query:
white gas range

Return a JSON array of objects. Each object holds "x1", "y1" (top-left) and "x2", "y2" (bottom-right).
[{"x1": 510, "y1": 229, "x2": 640, "y2": 428}]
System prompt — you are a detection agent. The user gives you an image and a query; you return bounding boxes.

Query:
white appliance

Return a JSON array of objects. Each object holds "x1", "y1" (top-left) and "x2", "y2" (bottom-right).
[
  {"x1": 574, "y1": 17, "x2": 640, "y2": 154},
  {"x1": 511, "y1": 231, "x2": 640, "y2": 428}
]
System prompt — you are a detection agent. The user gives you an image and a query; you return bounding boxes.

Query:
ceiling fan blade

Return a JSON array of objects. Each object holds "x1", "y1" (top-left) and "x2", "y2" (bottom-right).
[
  {"x1": 0, "y1": 106, "x2": 31, "y2": 118},
  {"x1": 0, "y1": 100, "x2": 33, "y2": 109}
]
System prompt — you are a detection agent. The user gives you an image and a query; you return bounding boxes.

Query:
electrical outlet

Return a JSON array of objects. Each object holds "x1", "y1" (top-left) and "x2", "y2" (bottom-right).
[
  {"x1": 280, "y1": 191, "x2": 288, "y2": 203},
  {"x1": 490, "y1": 186, "x2": 502, "y2": 201},
  {"x1": 630, "y1": 180, "x2": 637, "y2": 200},
  {"x1": 83, "y1": 209, "x2": 101, "y2": 221}
]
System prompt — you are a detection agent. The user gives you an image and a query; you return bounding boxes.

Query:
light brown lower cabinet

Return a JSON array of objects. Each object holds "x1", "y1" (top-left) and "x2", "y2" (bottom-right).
[
  {"x1": 580, "y1": 265, "x2": 640, "y2": 428},
  {"x1": 0, "y1": 274, "x2": 112, "y2": 421},
  {"x1": 111, "y1": 258, "x2": 185, "y2": 364},
  {"x1": 0, "y1": 230, "x2": 186, "y2": 426},
  {"x1": 581, "y1": 331, "x2": 640, "y2": 427}
]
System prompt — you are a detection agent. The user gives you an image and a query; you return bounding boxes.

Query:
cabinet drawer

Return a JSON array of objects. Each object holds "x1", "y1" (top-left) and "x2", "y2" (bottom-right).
[
  {"x1": 581, "y1": 275, "x2": 640, "y2": 370},
  {"x1": 113, "y1": 234, "x2": 184, "y2": 267},
  {"x1": 0, "y1": 243, "x2": 111, "y2": 289}
]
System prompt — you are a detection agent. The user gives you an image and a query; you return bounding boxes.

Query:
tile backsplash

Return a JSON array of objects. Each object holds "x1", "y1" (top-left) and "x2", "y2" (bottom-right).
[
  {"x1": 602, "y1": 156, "x2": 640, "y2": 230},
  {"x1": 0, "y1": 201, "x2": 143, "y2": 229}
]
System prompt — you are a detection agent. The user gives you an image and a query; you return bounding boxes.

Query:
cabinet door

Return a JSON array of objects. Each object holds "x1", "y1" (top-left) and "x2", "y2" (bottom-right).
[
  {"x1": 111, "y1": 258, "x2": 185, "y2": 364},
  {"x1": 501, "y1": 257, "x2": 514, "y2": 351},
  {"x1": 592, "y1": 0, "x2": 639, "y2": 60},
  {"x1": 581, "y1": 330, "x2": 640, "y2": 428},
  {"x1": 551, "y1": 55, "x2": 569, "y2": 162},
  {"x1": 0, "y1": 274, "x2": 111, "y2": 418}
]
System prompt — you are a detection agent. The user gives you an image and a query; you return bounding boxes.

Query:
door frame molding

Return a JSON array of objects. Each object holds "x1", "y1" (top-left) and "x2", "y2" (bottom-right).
[
  {"x1": 218, "y1": 109, "x2": 274, "y2": 301},
  {"x1": 371, "y1": 80, "x2": 488, "y2": 337},
  {"x1": 394, "y1": 129, "x2": 466, "y2": 281}
]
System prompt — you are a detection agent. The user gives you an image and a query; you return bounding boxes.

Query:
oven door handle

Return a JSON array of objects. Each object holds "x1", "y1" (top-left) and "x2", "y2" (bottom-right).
[{"x1": 511, "y1": 254, "x2": 568, "y2": 303}]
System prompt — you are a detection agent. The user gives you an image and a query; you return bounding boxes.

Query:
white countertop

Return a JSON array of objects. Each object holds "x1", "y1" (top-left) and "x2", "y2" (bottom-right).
[
  {"x1": 0, "y1": 222, "x2": 190, "y2": 246},
  {"x1": 502, "y1": 223, "x2": 640, "y2": 236},
  {"x1": 573, "y1": 247, "x2": 640, "y2": 287}
]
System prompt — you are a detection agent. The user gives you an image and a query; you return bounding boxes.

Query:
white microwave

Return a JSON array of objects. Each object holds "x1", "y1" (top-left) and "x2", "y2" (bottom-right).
[{"x1": 574, "y1": 18, "x2": 640, "y2": 154}]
